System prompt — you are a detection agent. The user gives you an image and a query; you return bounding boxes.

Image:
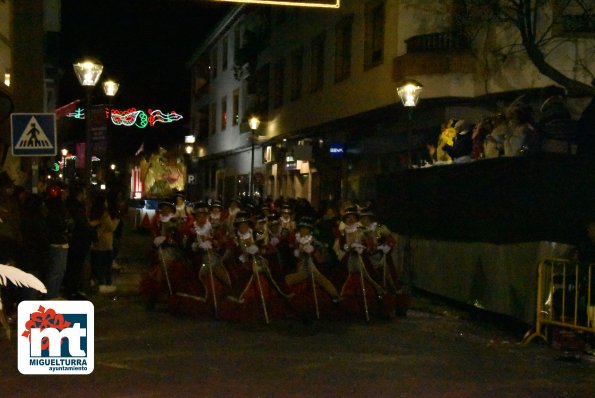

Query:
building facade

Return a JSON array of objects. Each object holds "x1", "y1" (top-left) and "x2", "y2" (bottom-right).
[
  {"x1": 0, "y1": 0, "x2": 14, "y2": 165},
  {"x1": 0, "y1": 0, "x2": 61, "y2": 186},
  {"x1": 188, "y1": 0, "x2": 594, "y2": 207}
]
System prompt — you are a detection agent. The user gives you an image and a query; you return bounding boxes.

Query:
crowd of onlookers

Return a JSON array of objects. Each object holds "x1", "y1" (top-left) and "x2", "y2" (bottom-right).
[
  {"x1": 0, "y1": 173, "x2": 126, "y2": 314},
  {"x1": 419, "y1": 85, "x2": 595, "y2": 167}
]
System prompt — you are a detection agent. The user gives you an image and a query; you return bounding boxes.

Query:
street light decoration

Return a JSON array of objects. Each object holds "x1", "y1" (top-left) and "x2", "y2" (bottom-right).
[
  {"x1": 103, "y1": 80, "x2": 120, "y2": 97},
  {"x1": 73, "y1": 61, "x2": 104, "y2": 87},
  {"x1": 73, "y1": 59, "x2": 103, "y2": 188},
  {"x1": 396, "y1": 78, "x2": 423, "y2": 168},
  {"x1": 396, "y1": 79, "x2": 423, "y2": 107},
  {"x1": 248, "y1": 116, "x2": 261, "y2": 198},
  {"x1": 249, "y1": 116, "x2": 261, "y2": 131}
]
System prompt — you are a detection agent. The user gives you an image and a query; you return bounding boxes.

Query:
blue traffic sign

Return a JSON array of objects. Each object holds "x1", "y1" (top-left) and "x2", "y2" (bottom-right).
[{"x1": 11, "y1": 113, "x2": 57, "y2": 156}]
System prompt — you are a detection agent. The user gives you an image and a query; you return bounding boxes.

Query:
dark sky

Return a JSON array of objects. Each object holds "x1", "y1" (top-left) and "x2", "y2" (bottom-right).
[
  {"x1": 59, "y1": 0, "x2": 232, "y2": 114},
  {"x1": 58, "y1": 0, "x2": 232, "y2": 152}
]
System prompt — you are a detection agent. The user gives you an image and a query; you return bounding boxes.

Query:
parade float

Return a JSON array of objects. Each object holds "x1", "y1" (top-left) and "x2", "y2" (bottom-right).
[
  {"x1": 377, "y1": 153, "x2": 595, "y2": 323},
  {"x1": 130, "y1": 146, "x2": 187, "y2": 230}
]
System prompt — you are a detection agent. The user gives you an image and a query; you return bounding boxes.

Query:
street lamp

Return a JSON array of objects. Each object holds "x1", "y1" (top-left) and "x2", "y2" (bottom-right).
[
  {"x1": 396, "y1": 79, "x2": 423, "y2": 168},
  {"x1": 61, "y1": 148, "x2": 68, "y2": 181},
  {"x1": 73, "y1": 59, "x2": 104, "y2": 187},
  {"x1": 103, "y1": 79, "x2": 119, "y2": 182},
  {"x1": 102, "y1": 80, "x2": 119, "y2": 97},
  {"x1": 248, "y1": 116, "x2": 261, "y2": 199}
]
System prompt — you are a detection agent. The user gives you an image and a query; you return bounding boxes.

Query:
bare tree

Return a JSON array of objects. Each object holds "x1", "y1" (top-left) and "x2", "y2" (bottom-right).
[{"x1": 459, "y1": 0, "x2": 595, "y2": 96}]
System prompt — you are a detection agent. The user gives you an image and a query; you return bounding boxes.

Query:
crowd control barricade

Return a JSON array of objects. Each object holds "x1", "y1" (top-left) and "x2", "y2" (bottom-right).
[{"x1": 522, "y1": 258, "x2": 594, "y2": 345}]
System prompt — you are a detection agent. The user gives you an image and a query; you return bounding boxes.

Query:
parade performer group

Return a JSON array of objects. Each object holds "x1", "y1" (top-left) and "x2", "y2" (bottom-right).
[{"x1": 140, "y1": 196, "x2": 409, "y2": 323}]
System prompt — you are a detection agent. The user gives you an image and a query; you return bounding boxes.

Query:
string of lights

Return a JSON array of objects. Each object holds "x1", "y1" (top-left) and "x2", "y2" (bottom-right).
[{"x1": 66, "y1": 107, "x2": 183, "y2": 128}]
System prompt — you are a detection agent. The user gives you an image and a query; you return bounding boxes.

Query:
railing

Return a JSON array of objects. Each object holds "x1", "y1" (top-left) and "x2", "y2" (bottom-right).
[
  {"x1": 522, "y1": 258, "x2": 594, "y2": 345},
  {"x1": 405, "y1": 31, "x2": 470, "y2": 53},
  {"x1": 560, "y1": 14, "x2": 595, "y2": 34}
]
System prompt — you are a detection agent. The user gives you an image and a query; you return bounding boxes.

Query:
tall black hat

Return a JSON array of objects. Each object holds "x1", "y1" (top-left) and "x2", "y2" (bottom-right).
[
  {"x1": 358, "y1": 207, "x2": 376, "y2": 220},
  {"x1": 210, "y1": 199, "x2": 223, "y2": 209},
  {"x1": 297, "y1": 216, "x2": 314, "y2": 230},
  {"x1": 158, "y1": 201, "x2": 175, "y2": 212},
  {"x1": 233, "y1": 211, "x2": 253, "y2": 226},
  {"x1": 342, "y1": 206, "x2": 359, "y2": 221},
  {"x1": 192, "y1": 201, "x2": 209, "y2": 214}
]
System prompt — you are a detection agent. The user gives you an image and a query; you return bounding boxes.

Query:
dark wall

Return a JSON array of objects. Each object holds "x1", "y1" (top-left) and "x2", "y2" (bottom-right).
[{"x1": 377, "y1": 154, "x2": 595, "y2": 244}]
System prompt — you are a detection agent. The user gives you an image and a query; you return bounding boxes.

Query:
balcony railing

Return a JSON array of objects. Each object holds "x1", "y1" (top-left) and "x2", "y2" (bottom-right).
[
  {"x1": 560, "y1": 14, "x2": 595, "y2": 34},
  {"x1": 405, "y1": 31, "x2": 470, "y2": 53}
]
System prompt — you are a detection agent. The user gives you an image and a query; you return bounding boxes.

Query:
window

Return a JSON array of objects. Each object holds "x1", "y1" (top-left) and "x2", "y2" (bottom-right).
[
  {"x1": 290, "y1": 47, "x2": 304, "y2": 101},
  {"x1": 310, "y1": 33, "x2": 325, "y2": 92},
  {"x1": 198, "y1": 105, "x2": 209, "y2": 142},
  {"x1": 554, "y1": 1, "x2": 595, "y2": 36},
  {"x1": 364, "y1": 1, "x2": 385, "y2": 70},
  {"x1": 255, "y1": 64, "x2": 270, "y2": 118},
  {"x1": 210, "y1": 46, "x2": 218, "y2": 79},
  {"x1": 222, "y1": 36, "x2": 228, "y2": 71},
  {"x1": 272, "y1": 58, "x2": 285, "y2": 109},
  {"x1": 234, "y1": 26, "x2": 242, "y2": 51},
  {"x1": 335, "y1": 15, "x2": 353, "y2": 82},
  {"x1": 233, "y1": 89, "x2": 240, "y2": 126},
  {"x1": 209, "y1": 102, "x2": 216, "y2": 135},
  {"x1": 221, "y1": 96, "x2": 227, "y2": 131}
]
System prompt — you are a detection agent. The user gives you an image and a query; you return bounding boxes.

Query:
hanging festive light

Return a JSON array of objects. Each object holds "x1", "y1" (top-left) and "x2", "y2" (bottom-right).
[
  {"x1": 110, "y1": 108, "x2": 147, "y2": 128},
  {"x1": 66, "y1": 106, "x2": 183, "y2": 128},
  {"x1": 67, "y1": 108, "x2": 85, "y2": 119},
  {"x1": 147, "y1": 109, "x2": 184, "y2": 126}
]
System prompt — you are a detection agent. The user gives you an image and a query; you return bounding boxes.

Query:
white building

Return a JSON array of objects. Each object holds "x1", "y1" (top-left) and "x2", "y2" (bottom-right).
[{"x1": 188, "y1": 0, "x2": 594, "y2": 207}]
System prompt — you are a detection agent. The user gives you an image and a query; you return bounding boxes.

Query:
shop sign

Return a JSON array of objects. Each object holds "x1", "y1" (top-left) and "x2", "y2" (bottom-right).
[{"x1": 329, "y1": 143, "x2": 344, "y2": 158}]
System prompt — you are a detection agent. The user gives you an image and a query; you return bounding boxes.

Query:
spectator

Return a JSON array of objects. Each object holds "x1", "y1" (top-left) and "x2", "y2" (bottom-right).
[
  {"x1": 504, "y1": 106, "x2": 539, "y2": 156},
  {"x1": 90, "y1": 193, "x2": 120, "y2": 294},
  {"x1": 45, "y1": 184, "x2": 73, "y2": 299},
  {"x1": 19, "y1": 194, "x2": 49, "y2": 300},
  {"x1": 471, "y1": 118, "x2": 493, "y2": 160},
  {"x1": 64, "y1": 183, "x2": 97, "y2": 300}
]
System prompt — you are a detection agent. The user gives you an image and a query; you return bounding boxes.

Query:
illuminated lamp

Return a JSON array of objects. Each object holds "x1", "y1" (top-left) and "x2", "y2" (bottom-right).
[
  {"x1": 396, "y1": 79, "x2": 423, "y2": 107},
  {"x1": 396, "y1": 78, "x2": 423, "y2": 168},
  {"x1": 73, "y1": 60, "x2": 103, "y2": 87},
  {"x1": 185, "y1": 135, "x2": 196, "y2": 144},
  {"x1": 215, "y1": 1, "x2": 340, "y2": 9},
  {"x1": 102, "y1": 80, "x2": 119, "y2": 97},
  {"x1": 248, "y1": 116, "x2": 261, "y2": 198},
  {"x1": 73, "y1": 59, "x2": 103, "y2": 187}
]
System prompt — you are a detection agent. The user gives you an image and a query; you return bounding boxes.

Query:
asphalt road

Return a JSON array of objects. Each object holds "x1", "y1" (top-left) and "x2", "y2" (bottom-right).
[{"x1": 2, "y1": 225, "x2": 595, "y2": 397}]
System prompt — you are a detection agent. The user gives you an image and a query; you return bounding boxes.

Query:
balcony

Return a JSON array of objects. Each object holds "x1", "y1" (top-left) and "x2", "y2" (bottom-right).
[
  {"x1": 394, "y1": 31, "x2": 475, "y2": 82},
  {"x1": 555, "y1": 14, "x2": 595, "y2": 37},
  {"x1": 405, "y1": 31, "x2": 470, "y2": 53}
]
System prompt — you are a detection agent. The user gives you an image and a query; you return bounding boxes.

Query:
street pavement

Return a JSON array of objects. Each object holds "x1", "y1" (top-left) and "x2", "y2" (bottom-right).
[{"x1": 2, "y1": 225, "x2": 595, "y2": 397}]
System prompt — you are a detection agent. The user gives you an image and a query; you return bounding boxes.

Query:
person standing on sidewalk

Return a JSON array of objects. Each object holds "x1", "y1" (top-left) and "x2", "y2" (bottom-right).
[
  {"x1": 64, "y1": 183, "x2": 97, "y2": 300},
  {"x1": 45, "y1": 183, "x2": 73, "y2": 299},
  {"x1": 90, "y1": 193, "x2": 120, "y2": 294}
]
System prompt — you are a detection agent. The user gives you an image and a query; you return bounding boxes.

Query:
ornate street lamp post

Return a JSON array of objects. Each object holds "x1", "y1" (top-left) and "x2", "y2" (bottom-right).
[
  {"x1": 248, "y1": 116, "x2": 261, "y2": 199},
  {"x1": 61, "y1": 148, "x2": 68, "y2": 181},
  {"x1": 396, "y1": 79, "x2": 423, "y2": 168},
  {"x1": 103, "y1": 79, "x2": 119, "y2": 184},
  {"x1": 73, "y1": 60, "x2": 103, "y2": 187}
]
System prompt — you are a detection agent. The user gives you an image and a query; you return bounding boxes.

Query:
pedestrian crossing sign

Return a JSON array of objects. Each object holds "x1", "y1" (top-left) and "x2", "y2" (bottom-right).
[{"x1": 11, "y1": 113, "x2": 57, "y2": 156}]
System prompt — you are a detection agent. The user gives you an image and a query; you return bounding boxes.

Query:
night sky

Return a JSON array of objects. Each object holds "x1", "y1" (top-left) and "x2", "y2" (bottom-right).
[{"x1": 58, "y1": 0, "x2": 232, "y2": 152}]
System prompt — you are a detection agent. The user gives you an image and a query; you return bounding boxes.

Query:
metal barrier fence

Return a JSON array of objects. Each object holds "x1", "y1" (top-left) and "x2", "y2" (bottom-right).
[{"x1": 523, "y1": 258, "x2": 594, "y2": 345}]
